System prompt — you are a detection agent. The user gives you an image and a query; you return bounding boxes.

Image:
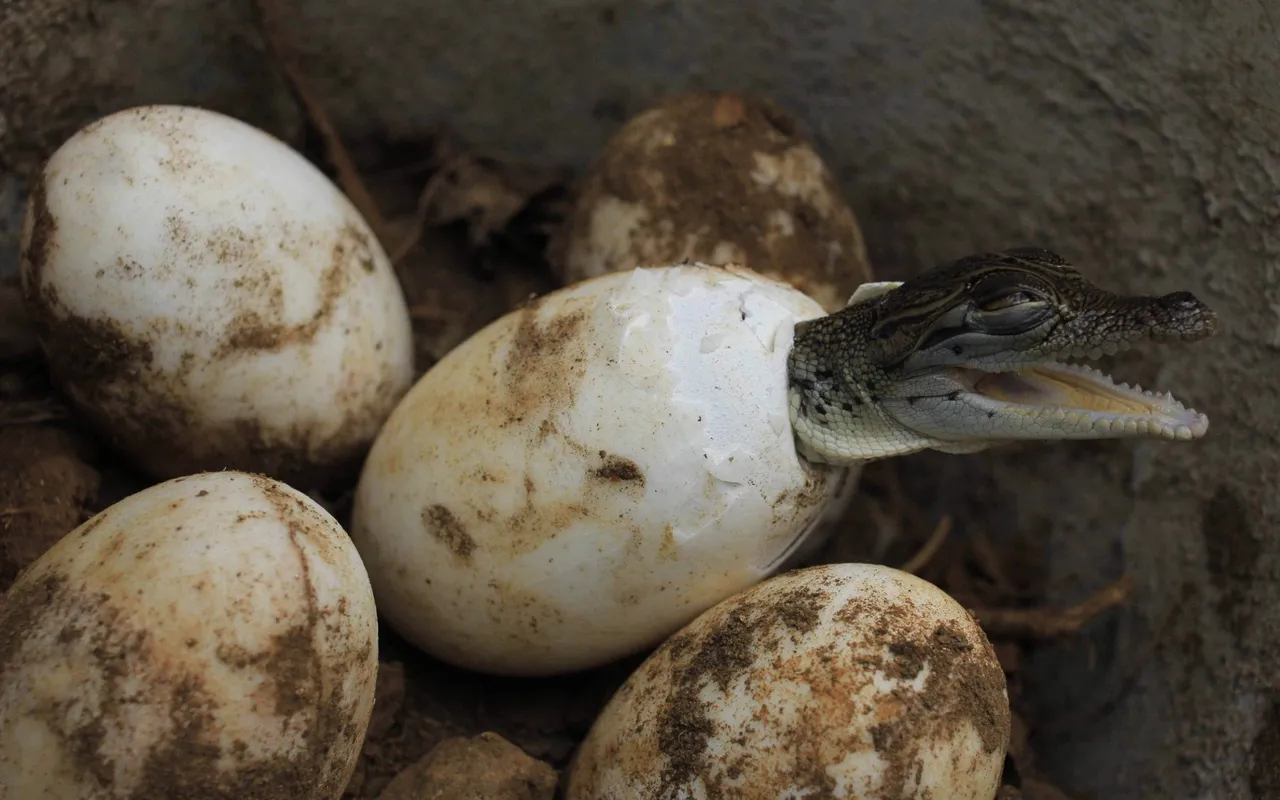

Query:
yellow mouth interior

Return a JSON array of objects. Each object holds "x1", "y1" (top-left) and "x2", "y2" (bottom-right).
[{"x1": 970, "y1": 365, "x2": 1166, "y2": 414}]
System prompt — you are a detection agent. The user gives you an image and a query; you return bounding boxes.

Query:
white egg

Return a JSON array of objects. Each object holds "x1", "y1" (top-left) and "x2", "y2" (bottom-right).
[
  {"x1": 549, "y1": 92, "x2": 873, "y2": 313},
  {"x1": 351, "y1": 263, "x2": 847, "y2": 676},
  {"x1": 565, "y1": 563, "x2": 1011, "y2": 799},
  {"x1": 0, "y1": 471, "x2": 379, "y2": 799},
  {"x1": 18, "y1": 105, "x2": 415, "y2": 484}
]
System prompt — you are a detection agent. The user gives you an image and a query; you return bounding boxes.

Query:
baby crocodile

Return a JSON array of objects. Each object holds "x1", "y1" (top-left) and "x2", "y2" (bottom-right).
[{"x1": 789, "y1": 247, "x2": 1219, "y2": 464}]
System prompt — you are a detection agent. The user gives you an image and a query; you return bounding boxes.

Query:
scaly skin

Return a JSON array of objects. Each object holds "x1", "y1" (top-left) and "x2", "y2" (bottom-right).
[{"x1": 788, "y1": 247, "x2": 1219, "y2": 465}]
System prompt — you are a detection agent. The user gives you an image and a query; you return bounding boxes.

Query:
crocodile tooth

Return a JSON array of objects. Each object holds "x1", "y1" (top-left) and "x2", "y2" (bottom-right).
[
  {"x1": 1122, "y1": 419, "x2": 1140, "y2": 435},
  {"x1": 1094, "y1": 418, "x2": 1113, "y2": 434}
]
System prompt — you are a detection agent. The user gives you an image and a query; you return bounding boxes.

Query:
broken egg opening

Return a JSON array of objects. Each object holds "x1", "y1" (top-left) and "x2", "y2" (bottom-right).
[{"x1": 350, "y1": 263, "x2": 848, "y2": 676}]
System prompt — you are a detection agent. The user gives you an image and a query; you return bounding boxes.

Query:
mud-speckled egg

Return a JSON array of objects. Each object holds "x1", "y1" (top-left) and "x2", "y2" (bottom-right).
[
  {"x1": 0, "y1": 471, "x2": 379, "y2": 799},
  {"x1": 565, "y1": 563, "x2": 1011, "y2": 799},
  {"x1": 350, "y1": 263, "x2": 848, "y2": 676},
  {"x1": 548, "y1": 92, "x2": 873, "y2": 313},
  {"x1": 18, "y1": 105, "x2": 415, "y2": 484}
]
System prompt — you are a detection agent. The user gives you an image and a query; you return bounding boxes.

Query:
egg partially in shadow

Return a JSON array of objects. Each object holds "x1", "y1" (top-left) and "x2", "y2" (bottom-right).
[
  {"x1": 0, "y1": 471, "x2": 379, "y2": 799},
  {"x1": 566, "y1": 563, "x2": 1011, "y2": 799}
]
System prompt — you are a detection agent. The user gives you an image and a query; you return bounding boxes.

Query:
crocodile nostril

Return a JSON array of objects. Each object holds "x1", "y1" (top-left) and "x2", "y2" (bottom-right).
[{"x1": 1158, "y1": 291, "x2": 1202, "y2": 310}]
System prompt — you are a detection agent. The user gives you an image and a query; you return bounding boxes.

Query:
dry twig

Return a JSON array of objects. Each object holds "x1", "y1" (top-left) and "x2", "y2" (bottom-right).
[
  {"x1": 972, "y1": 574, "x2": 1134, "y2": 640},
  {"x1": 0, "y1": 400, "x2": 67, "y2": 427},
  {"x1": 899, "y1": 514, "x2": 953, "y2": 575},
  {"x1": 251, "y1": 0, "x2": 392, "y2": 248},
  {"x1": 389, "y1": 152, "x2": 471, "y2": 264}
]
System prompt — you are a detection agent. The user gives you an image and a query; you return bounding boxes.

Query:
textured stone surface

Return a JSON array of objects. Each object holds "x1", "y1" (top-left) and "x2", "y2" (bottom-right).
[
  {"x1": 377, "y1": 733, "x2": 556, "y2": 800},
  {"x1": 1, "y1": 0, "x2": 1277, "y2": 796}
]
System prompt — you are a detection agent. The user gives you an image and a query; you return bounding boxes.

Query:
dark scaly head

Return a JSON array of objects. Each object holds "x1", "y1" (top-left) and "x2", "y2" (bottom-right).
[{"x1": 789, "y1": 247, "x2": 1219, "y2": 462}]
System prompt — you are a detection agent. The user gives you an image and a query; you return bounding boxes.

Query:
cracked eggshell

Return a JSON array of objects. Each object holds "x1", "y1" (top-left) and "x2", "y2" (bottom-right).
[
  {"x1": 0, "y1": 471, "x2": 379, "y2": 800},
  {"x1": 565, "y1": 563, "x2": 1011, "y2": 800},
  {"x1": 351, "y1": 263, "x2": 846, "y2": 676},
  {"x1": 18, "y1": 105, "x2": 415, "y2": 484},
  {"x1": 548, "y1": 92, "x2": 874, "y2": 313}
]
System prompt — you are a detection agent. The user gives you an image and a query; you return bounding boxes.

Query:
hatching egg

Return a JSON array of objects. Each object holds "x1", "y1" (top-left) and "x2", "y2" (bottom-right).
[
  {"x1": 18, "y1": 105, "x2": 415, "y2": 484},
  {"x1": 350, "y1": 263, "x2": 847, "y2": 676},
  {"x1": 0, "y1": 471, "x2": 379, "y2": 799},
  {"x1": 565, "y1": 563, "x2": 1011, "y2": 799},
  {"x1": 549, "y1": 92, "x2": 873, "y2": 313}
]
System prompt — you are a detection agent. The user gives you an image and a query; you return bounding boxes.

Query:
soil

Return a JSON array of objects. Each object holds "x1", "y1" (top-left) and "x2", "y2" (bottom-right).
[{"x1": 0, "y1": 120, "x2": 1097, "y2": 799}]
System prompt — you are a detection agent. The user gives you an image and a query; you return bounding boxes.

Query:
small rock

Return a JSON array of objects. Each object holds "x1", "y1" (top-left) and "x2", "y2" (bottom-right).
[{"x1": 377, "y1": 732, "x2": 557, "y2": 800}]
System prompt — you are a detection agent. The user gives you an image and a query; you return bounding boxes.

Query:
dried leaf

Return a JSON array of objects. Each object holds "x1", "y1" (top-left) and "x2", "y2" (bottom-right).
[{"x1": 401, "y1": 148, "x2": 566, "y2": 254}]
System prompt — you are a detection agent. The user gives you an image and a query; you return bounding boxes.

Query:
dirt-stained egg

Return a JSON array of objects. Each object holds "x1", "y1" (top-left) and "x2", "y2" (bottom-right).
[
  {"x1": 548, "y1": 92, "x2": 873, "y2": 312},
  {"x1": 565, "y1": 563, "x2": 1011, "y2": 799},
  {"x1": 18, "y1": 105, "x2": 415, "y2": 484},
  {"x1": 351, "y1": 263, "x2": 847, "y2": 677},
  {"x1": 0, "y1": 471, "x2": 379, "y2": 799}
]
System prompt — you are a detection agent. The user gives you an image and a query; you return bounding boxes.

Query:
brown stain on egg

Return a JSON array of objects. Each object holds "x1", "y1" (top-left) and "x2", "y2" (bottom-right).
[
  {"x1": 0, "y1": 473, "x2": 376, "y2": 798},
  {"x1": 442, "y1": 296, "x2": 649, "y2": 559},
  {"x1": 835, "y1": 589, "x2": 1010, "y2": 798},
  {"x1": 217, "y1": 222, "x2": 372, "y2": 357},
  {"x1": 549, "y1": 91, "x2": 874, "y2": 310},
  {"x1": 0, "y1": 555, "x2": 371, "y2": 799},
  {"x1": 18, "y1": 166, "x2": 403, "y2": 485},
  {"x1": 421, "y1": 504, "x2": 476, "y2": 559},
  {"x1": 589, "y1": 452, "x2": 645, "y2": 487},
  {"x1": 570, "y1": 568, "x2": 1009, "y2": 799},
  {"x1": 651, "y1": 583, "x2": 830, "y2": 795},
  {"x1": 501, "y1": 298, "x2": 592, "y2": 426}
]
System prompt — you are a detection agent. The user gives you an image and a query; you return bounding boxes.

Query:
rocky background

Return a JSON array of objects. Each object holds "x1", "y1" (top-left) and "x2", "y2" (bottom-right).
[{"x1": 2, "y1": 0, "x2": 1278, "y2": 797}]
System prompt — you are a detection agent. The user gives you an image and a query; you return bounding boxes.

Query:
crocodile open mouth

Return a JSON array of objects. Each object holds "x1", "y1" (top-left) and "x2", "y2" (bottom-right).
[{"x1": 958, "y1": 361, "x2": 1209, "y2": 440}]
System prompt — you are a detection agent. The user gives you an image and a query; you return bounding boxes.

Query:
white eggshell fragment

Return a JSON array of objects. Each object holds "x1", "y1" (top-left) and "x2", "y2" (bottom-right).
[
  {"x1": 0, "y1": 471, "x2": 379, "y2": 799},
  {"x1": 566, "y1": 563, "x2": 1011, "y2": 800},
  {"x1": 18, "y1": 105, "x2": 415, "y2": 483},
  {"x1": 351, "y1": 263, "x2": 846, "y2": 676},
  {"x1": 549, "y1": 92, "x2": 873, "y2": 313}
]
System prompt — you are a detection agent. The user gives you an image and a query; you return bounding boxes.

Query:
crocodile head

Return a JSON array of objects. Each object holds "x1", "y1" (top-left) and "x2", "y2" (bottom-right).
[{"x1": 787, "y1": 247, "x2": 1220, "y2": 464}]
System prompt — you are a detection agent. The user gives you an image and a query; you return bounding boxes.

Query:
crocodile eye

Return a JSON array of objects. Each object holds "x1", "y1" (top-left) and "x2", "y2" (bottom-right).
[{"x1": 978, "y1": 290, "x2": 1034, "y2": 312}]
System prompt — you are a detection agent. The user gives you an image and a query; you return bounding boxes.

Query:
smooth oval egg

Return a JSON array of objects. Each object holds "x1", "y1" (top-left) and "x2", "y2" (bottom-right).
[
  {"x1": 18, "y1": 104, "x2": 415, "y2": 484},
  {"x1": 0, "y1": 471, "x2": 379, "y2": 799},
  {"x1": 565, "y1": 563, "x2": 1011, "y2": 800},
  {"x1": 351, "y1": 263, "x2": 847, "y2": 676}
]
